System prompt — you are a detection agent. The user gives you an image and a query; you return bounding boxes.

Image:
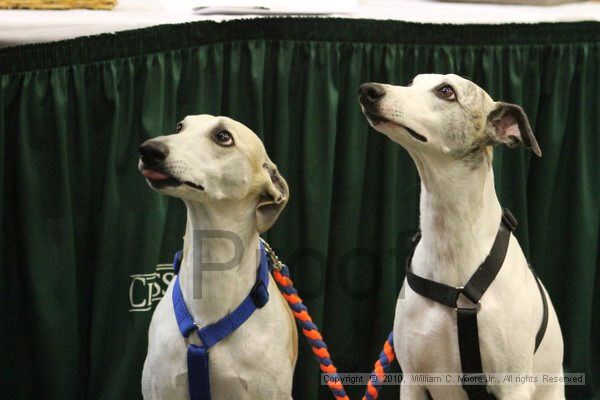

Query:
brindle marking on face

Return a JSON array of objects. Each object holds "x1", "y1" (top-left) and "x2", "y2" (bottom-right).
[
  {"x1": 439, "y1": 88, "x2": 474, "y2": 147},
  {"x1": 442, "y1": 80, "x2": 494, "y2": 167},
  {"x1": 456, "y1": 137, "x2": 497, "y2": 169}
]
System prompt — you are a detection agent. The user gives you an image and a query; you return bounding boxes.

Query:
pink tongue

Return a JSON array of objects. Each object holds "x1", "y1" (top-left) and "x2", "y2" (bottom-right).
[{"x1": 142, "y1": 169, "x2": 170, "y2": 180}]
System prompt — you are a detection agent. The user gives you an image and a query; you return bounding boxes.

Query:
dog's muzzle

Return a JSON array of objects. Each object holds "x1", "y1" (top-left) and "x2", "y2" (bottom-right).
[
  {"x1": 358, "y1": 83, "x2": 386, "y2": 120},
  {"x1": 358, "y1": 83, "x2": 428, "y2": 143},
  {"x1": 359, "y1": 83, "x2": 386, "y2": 105},
  {"x1": 138, "y1": 140, "x2": 205, "y2": 191},
  {"x1": 139, "y1": 140, "x2": 169, "y2": 167},
  {"x1": 358, "y1": 83, "x2": 387, "y2": 124}
]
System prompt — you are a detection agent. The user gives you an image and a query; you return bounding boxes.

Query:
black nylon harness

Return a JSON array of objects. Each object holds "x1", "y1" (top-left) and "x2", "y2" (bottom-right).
[{"x1": 405, "y1": 209, "x2": 549, "y2": 400}]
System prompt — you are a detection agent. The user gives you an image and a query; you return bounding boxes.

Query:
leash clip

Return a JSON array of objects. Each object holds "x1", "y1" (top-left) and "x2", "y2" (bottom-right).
[{"x1": 260, "y1": 238, "x2": 283, "y2": 271}]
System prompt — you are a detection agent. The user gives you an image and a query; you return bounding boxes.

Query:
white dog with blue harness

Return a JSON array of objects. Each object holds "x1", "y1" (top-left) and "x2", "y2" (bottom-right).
[{"x1": 138, "y1": 115, "x2": 297, "y2": 400}]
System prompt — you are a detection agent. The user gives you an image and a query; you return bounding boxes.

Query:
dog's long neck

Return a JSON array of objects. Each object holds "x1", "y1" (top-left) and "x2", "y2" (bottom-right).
[
  {"x1": 411, "y1": 150, "x2": 502, "y2": 286},
  {"x1": 178, "y1": 199, "x2": 261, "y2": 324}
]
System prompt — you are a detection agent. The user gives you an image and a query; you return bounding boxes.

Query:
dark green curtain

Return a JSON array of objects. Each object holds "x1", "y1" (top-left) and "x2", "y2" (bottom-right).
[{"x1": 0, "y1": 18, "x2": 598, "y2": 400}]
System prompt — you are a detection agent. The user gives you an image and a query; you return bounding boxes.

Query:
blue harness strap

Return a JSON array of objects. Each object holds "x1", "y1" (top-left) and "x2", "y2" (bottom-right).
[
  {"x1": 171, "y1": 241, "x2": 271, "y2": 400},
  {"x1": 187, "y1": 344, "x2": 211, "y2": 400}
]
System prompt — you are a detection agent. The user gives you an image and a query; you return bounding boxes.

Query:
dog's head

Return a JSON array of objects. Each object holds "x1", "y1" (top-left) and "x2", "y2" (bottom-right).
[
  {"x1": 138, "y1": 115, "x2": 289, "y2": 233},
  {"x1": 358, "y1": 74, "x2": 541, "y2": 163}
]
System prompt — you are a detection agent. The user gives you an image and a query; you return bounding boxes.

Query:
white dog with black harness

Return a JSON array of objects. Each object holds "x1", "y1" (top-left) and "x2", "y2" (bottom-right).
[
  {"x1": 359, "y1": 74, "x2": 564, "y2": 400},
  {"x1": 138, "y1": 115, "x2": 297, "y2": 399}
]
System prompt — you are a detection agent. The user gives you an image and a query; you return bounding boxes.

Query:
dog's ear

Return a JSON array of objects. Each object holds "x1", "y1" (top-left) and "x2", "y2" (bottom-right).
[
  {"x1": 255, "y1": 161, "x2": 289, "y2": 234},
  {"x1": 487, "y1": 102, "x2": 542, "y2": 157}
]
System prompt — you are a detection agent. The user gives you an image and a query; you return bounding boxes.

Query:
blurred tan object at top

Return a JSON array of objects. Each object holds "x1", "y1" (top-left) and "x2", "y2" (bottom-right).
[{"x1": 0, "y1": 0, "x2": 116, "y2": 9}]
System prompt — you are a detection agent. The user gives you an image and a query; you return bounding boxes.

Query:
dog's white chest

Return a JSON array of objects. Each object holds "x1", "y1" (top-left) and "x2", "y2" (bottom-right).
[{"x1": 393, "y1": 238, "x2": 564, "y2": 399}]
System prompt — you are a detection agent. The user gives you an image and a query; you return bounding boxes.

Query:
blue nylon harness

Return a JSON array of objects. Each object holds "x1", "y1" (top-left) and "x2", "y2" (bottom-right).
[{"x1": 171, "y1": 241, "x2": 271, "y2": 400}]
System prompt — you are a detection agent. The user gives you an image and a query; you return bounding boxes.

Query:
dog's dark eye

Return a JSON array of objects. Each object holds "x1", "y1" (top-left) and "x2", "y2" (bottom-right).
[
  {"x1": 436, "y1": 85, "x2": 456, "y2": 100},
  {"x1": 175, "y1": 123, "x2": 183, "y2": 133},
  {"x1": 214, "y1": 130, "x2": 234, "y2": 146}
]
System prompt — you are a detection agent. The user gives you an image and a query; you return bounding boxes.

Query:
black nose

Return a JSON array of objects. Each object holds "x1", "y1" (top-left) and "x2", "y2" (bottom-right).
[
  {"x1": 359, "y1": 83, "x2": 386, "y2": 104},
  {"x1": 139, "y1": 140, "x2": 169, "y2": 167}
]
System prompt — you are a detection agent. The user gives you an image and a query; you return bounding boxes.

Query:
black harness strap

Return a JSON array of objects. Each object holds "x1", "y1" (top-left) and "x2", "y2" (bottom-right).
[
  {"x1": 406, "y1": 211, "x2": 514, "y2": 309},
  {"x1": 405, "y1": 209, "x2": 548, "y2": 400},
  {"x1": 456, "y1": 307, "x2": 496, "y2": 400},
  {"x1": 531, "y1": 267, "x2": 549, "y2": 352},
  {"x1": 461, "y1": 210, "x2": 516, "y2": 303}
]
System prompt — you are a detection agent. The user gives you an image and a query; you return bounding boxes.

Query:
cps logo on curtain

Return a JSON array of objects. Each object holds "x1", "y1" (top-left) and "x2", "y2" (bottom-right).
[{"x1": 129, "y1": 262, "x2": 175, "y2": 312}]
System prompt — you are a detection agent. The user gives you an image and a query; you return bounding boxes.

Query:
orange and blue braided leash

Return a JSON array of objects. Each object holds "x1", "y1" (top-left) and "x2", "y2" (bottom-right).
[
  {"x1": 262, "y1": 239, "x2": 395, "y2": 400},
  {"x1": 362, "y1": 332, "x2": 395, "y2": 400},
  {"x1": 271, "y1": 259, "x2": 350, "y2": 399}
]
